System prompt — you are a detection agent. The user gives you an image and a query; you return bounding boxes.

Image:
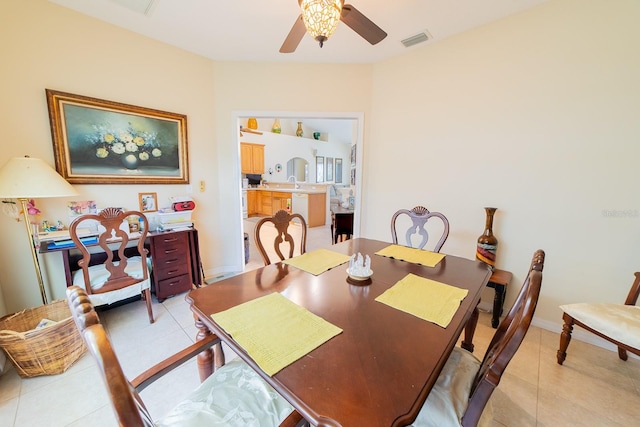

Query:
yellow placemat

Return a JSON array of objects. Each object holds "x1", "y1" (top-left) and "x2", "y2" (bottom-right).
[
  {"x1": 211, "y1": 292, "x2": 342, "y2": 376},
  {"x1": 281, "y1": 248, "x2": 352, "y2": 275},
  {"x1": 375, "y1": 273, "x2": 468, "y2": 328},
  {"x1": 375, "y1": 244, "x2": 445, "y2": 267}
]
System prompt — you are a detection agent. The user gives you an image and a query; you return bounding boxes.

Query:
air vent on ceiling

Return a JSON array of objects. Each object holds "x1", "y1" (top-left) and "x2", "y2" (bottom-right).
[
  {"x1": 401, "y1": 31, "x2": 431, "y2": 48},
  {"x1": 109, "y1": 0, "x2": 158, "y2": 16}
]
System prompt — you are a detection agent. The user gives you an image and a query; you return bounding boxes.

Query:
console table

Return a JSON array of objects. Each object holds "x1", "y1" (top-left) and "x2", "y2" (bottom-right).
[
  {"x1": 40, "y1": 228, "x2": 202, "y2": 302},
  {"x1": 330, "y1": 206, "x2": 354, "y2": 244}
]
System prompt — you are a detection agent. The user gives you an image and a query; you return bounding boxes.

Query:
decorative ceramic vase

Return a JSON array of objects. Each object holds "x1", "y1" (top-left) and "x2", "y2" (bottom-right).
[
  {"x1": 247, "y1": 118, "x2": 258, "y2": 130},
  {"x1": 121, "y1": 154, "x2": 138, "y2": 169},
  {"x1": 271, "y1": 118, "x2": 281, "y2": 134},
  {"x1": 296, "y1": 122, "x2": 303, "y2": 137},
  {"x1": 476, "y1": 207, "x2": 498, "y2": 269},
  {"x1": 313, "y1": 132, "x2": 321, "y2": 140}
]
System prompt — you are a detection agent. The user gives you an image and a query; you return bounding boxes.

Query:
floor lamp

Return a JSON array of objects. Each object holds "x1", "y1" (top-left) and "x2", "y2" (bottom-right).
[{"x1": 0, "y1": 156, "x2": 78, "y2": 305}]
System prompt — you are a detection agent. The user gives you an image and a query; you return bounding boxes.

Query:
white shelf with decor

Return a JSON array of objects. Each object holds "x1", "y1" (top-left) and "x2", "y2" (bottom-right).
[
  {"x1": 239, "y1": 118, "x2": 351, "y2": 191},
  {"x1": 244, "y1": 118, "x2": 329, "y2": 143}
]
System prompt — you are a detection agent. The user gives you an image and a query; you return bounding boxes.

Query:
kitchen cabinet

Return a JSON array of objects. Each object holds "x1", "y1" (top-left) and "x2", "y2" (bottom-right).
[
  {"x1": 308, "y1": 193, "x2": 326, "y2": 227},
  {"x1": 272, "y1": 191, "x2": 292, "y2": 214},
  {"x1": 259, "y1": 190, "x2": 272, "y2": 216},
  {"x1": 247, "y1": 190, "x2": 258, "y2": 216},
  {"x1": 291, "y1": 192, "x2": 326, "y2": 227},
  {"x1": 260, "y1": 191, "x2": 293, "y2": 216},
  {"x1": 248, "y1": 189, "x2": 325, "y2": 226},
  {"x1": 240, "y1": 142, "x2": 265, "y2": 174}
]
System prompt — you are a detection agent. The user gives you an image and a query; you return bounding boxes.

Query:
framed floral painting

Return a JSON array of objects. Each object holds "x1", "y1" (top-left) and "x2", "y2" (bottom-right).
[{"x1": 45, "y1": 89, "x2": 189, "y2": 184}]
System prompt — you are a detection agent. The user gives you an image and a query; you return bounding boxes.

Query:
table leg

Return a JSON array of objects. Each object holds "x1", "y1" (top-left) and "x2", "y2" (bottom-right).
[
  {"x1": 461, "y1": 305, "x2": 478, "y2": 352},
  {"x1": 492, "y1": 283, "x2": 506, "y2": 328},
  {"x1": 60, "y1": 249, "x2": 73, "y2": 287}
]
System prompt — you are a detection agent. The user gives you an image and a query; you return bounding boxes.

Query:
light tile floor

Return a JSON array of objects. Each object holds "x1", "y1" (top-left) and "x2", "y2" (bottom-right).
[{"x1": 0, "y1": 221, "x2": 639, "y2": 426}]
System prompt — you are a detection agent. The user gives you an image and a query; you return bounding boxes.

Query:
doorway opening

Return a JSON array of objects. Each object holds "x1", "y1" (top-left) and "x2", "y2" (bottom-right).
[{"x1": 233, "y1": 111, "x2": 364, "y2": 270}]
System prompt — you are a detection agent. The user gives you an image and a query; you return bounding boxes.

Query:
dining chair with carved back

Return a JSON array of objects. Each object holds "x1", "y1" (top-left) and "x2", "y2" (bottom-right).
[
  {"x1": 391, "y1": 206, "x2": 450, "y2": 252},
  {"x1": 66, "y1": 286, "x2": 304, "y2": 427},
  {"x1": 254, "y1": 209, "x2": 308, "y2": 266},
  {"x1": 69, "y1": 207, "x2": 153, "y2": 323},
  {"x1": 409, "y1": 249, "x2": 545, "y2": 427},
  {"x1": 557, "y1": 271, "x2": 640, "y2": 365}
]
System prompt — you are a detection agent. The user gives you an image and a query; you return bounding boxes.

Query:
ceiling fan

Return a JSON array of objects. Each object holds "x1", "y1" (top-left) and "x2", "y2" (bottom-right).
[{"x1": 280, "y1": 0, "x2": 387, "y2": 53}]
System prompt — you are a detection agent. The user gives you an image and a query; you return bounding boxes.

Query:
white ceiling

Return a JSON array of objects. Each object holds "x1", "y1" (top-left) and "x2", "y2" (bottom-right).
[{"x1": 49, "y1": 0, "x2": 549, "y2": 64}]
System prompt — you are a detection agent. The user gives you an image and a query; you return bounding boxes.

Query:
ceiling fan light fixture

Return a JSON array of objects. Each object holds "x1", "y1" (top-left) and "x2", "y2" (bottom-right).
[{"x1": 300, "y1": 0, "x2": 343, "y2": 48}]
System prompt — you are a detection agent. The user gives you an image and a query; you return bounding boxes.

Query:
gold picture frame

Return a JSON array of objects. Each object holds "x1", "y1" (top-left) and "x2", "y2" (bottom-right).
[
  {"x1": 46, "y1": 89, "x2": 189, "y2": 184},
  {"x1": 138, "y1": 192, "x2": 158, "y2": 213}
]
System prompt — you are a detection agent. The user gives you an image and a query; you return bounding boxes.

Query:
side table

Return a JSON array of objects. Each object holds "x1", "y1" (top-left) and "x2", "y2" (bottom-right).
[{"x1": 487, "y1": 269, "x2": 513, "y2": 328}]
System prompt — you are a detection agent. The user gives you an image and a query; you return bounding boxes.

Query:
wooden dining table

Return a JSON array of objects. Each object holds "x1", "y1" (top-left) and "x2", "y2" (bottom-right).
[{"x1": 186, "y1": 238, "x2": 491, "y2": 427}]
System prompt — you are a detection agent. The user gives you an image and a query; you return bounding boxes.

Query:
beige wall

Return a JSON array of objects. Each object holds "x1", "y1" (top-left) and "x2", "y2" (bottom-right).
[
  {"x1": 1, "y1": 0, "x2": 639, "y2": 350},
  {"x1": 0, "y1": 0, "x2": 216, "y2": 311},
  {"x1": 366, "y1": 0, "x2": 640, "y2": 333},
  {"x1": 0, "y1": 0, "x2": 372, "y2": 313},
  {"x1": 209, "y1": 61, "x2": 372, "y2": 278}
]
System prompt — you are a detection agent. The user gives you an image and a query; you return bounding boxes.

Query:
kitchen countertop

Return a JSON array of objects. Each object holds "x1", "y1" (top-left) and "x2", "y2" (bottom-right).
[{"x1": 246, "y1": 187, "x2": 326, "y2": 194}]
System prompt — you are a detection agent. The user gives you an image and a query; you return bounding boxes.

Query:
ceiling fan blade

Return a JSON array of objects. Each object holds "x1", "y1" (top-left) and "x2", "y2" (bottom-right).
[
  {"x1": 280, "y1": 14, "x2": 306, "y2": 53},
  {"x1": 340, "y1": 4, "x2": 387, "y2": 45}
]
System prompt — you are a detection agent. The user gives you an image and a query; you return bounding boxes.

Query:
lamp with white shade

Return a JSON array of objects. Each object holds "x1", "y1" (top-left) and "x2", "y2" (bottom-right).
[{"x1": 0, "y1": 156, "x2": 78, "y2": 305}]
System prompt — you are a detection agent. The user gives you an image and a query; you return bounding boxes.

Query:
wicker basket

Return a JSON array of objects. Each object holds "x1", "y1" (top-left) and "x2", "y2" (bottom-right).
[{"x1": 0, "y1": 299, "x2": 86, "y2": 378}]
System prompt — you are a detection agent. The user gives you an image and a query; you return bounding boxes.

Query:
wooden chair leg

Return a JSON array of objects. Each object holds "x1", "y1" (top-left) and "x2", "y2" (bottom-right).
[
  {"x1": 557, "y1": 313, "x2": 574, "y2": 365},
  {"x1": 143, "y1": 288, "x2": 154, "y2": 323}
]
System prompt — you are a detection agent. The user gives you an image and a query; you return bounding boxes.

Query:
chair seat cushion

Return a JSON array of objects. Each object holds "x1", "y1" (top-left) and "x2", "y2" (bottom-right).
[
  {"x1": 561, "y1": 303, "x2": 640, "y2": 350},
  {"x1": 410, "y1": 347, "x2": 491, "y2": 427},
  {"x1": 155, "y1": 358, "x2": 294, "y2": 427},
  {"x1": 72, "y1": 256, "x2": 150, "y2": 306}
]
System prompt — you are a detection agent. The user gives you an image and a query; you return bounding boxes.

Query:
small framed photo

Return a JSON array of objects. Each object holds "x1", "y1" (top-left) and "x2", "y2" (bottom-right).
[{"x1": 138, "y1": 192, "x2": 158, "y2": 213}]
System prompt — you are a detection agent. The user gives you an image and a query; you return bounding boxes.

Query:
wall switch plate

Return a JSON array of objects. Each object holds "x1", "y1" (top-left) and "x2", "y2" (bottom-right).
[{"x1": 199, "y1": 180, "x2": 205, "y2": 192}]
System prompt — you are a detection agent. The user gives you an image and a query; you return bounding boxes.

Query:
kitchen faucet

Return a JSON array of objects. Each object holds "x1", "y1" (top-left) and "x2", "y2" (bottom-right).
[{"x1": 287, "y1": 175, "x2": 300, "y2": 189}]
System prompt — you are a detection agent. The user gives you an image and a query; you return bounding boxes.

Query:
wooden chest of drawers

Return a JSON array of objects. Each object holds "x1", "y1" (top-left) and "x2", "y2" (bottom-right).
[{"x1": 148, "y1": 229, "x2": 201, "y2": 302}]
